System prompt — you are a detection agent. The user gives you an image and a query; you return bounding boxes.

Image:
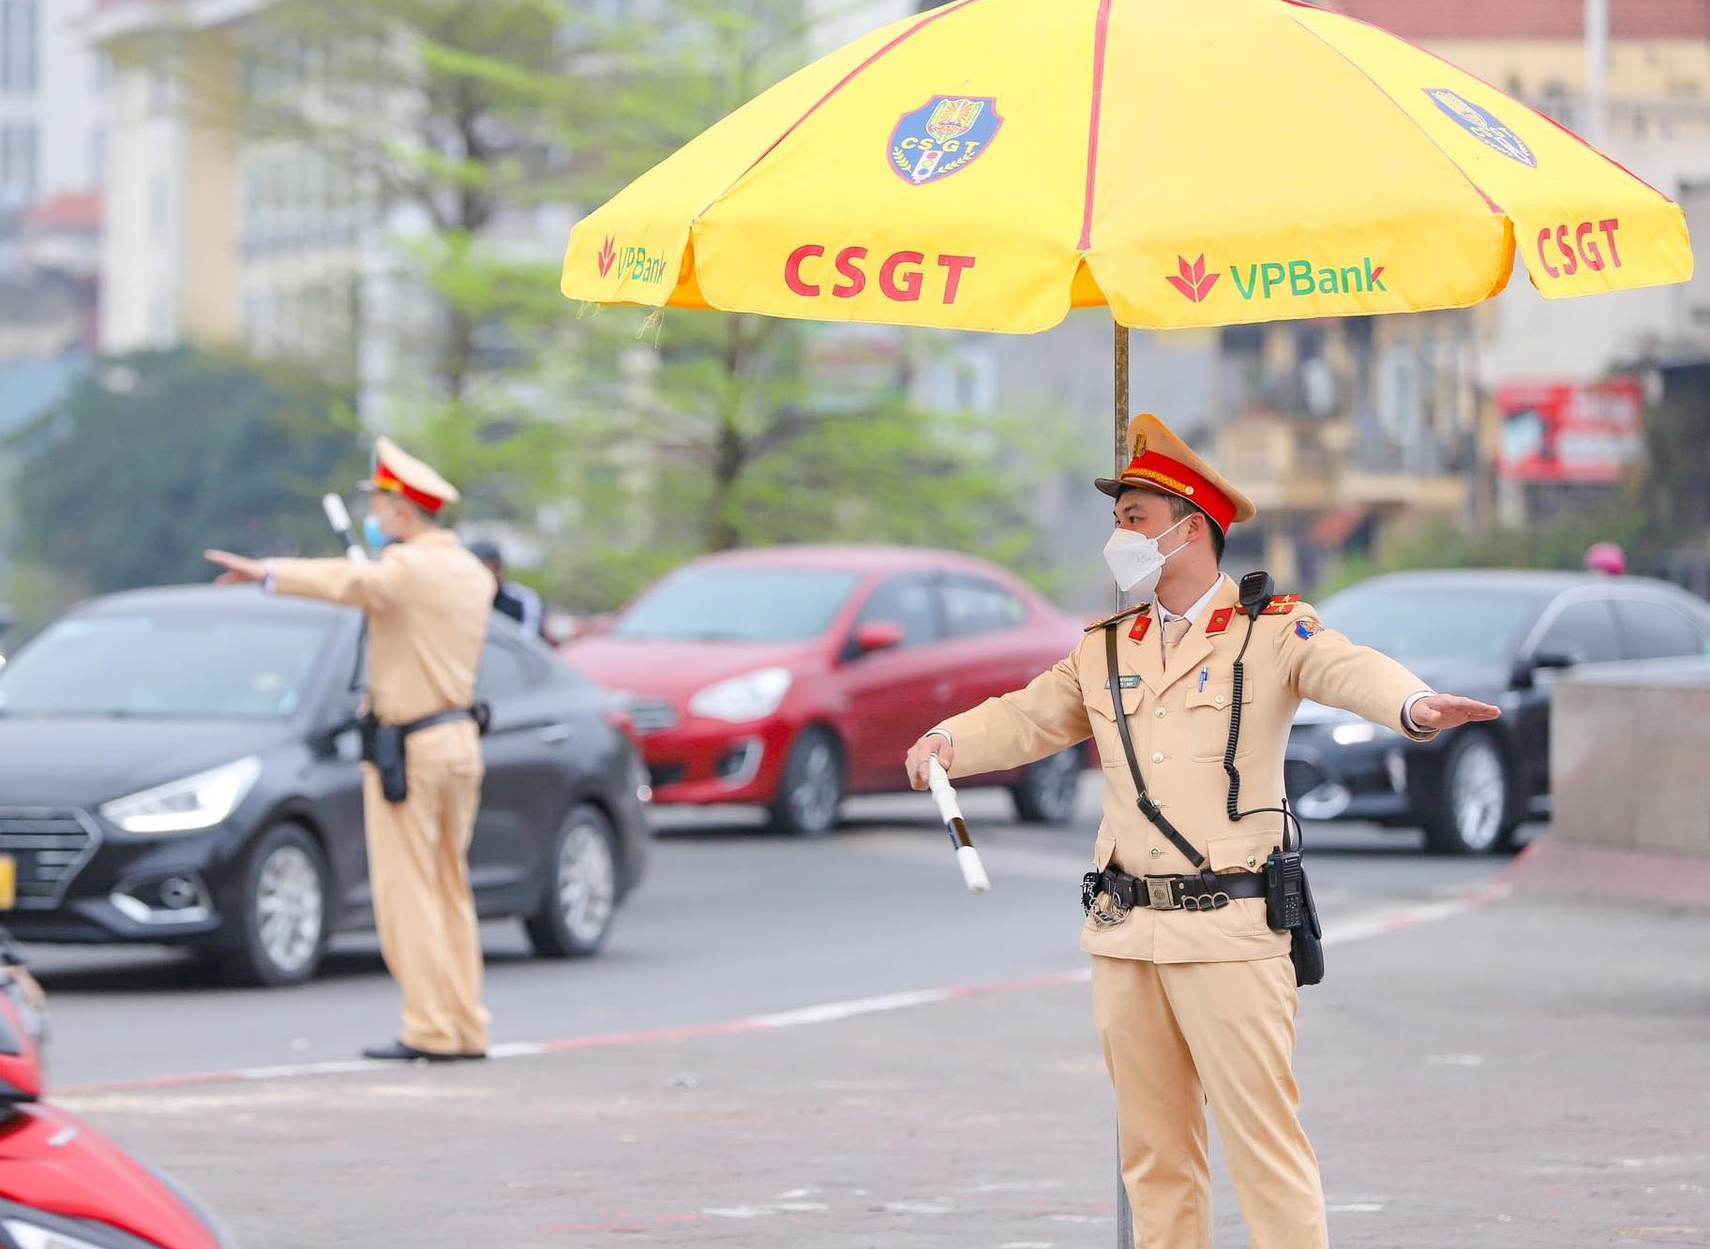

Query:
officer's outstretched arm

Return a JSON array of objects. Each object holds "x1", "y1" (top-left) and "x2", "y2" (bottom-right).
[
  {"x1": 1277, "y1": 606, "x2": 1437, "y2": 741},
  {"x1": 935, "y1": 651, "x2": 1093, "y2": 779},
  {"x1": 270, "y1": 551, "x2": 407, "y2": 613}
]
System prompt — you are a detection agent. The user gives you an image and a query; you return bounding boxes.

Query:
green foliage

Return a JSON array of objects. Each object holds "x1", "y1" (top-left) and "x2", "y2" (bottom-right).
[
  {"x1": 110, "y1": 0, "x2": 1061, "y2": 616},
  {"x1": 6, "y1": 350, "x2": 363, "y2": 597},
  {"x1": 540, "y1": 306, "x2": 1058, "y2": 611},
  {"x1": 1312, "y1": 479, "x2": 1661, "y2": 601}
]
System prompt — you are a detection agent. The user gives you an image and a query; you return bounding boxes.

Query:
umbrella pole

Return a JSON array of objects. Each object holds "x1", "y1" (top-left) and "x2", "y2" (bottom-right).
[
  {"x1": 1111, "y1": 319, "x2": 1137, "y2": 1246},
  {"x1": 1112, "y1": 319, "x2": 1129, "y2": 612},
  {"x1": 1113, "y1": 319, "x2": 1129, "y2": 475}
]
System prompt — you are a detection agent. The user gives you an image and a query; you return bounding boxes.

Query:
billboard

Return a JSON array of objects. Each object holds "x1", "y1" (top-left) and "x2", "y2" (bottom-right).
[{"x1": 1495, "y1": 377, "x2": 1645, "y2": 483}]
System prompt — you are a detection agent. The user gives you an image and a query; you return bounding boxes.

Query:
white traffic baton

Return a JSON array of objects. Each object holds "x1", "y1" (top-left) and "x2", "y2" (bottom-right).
[
  {"x1": 321, "y1": 493, "x2": 368, "y2": 563},
  {"x1": 927, "y1": 756, "x2": 989, "y2": 895}
]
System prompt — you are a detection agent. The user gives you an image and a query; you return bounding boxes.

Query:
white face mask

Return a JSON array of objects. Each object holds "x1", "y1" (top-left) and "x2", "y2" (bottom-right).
[{"x1": 1102, "y1": 516, "x2": 1189, "y2": 599}]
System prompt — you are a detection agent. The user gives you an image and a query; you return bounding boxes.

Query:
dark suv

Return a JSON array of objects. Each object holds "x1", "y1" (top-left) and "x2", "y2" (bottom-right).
[
  {"x1": 1285, "y1": 570, "x2": 1710, "y2": 854},
  {"x1": 0, "y1": 586, "x2": 650, "y2": 984}
]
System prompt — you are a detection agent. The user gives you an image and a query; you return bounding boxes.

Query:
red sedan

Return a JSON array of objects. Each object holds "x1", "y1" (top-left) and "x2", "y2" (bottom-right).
[{"x1": 563, "y1": 545, "x2": 1088, "y2": 835}]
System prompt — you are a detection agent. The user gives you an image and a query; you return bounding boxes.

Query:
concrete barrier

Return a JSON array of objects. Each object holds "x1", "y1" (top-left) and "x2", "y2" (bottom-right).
[{"x1": 1526, "y1": 658, "x2": 1710, "y2": 907}]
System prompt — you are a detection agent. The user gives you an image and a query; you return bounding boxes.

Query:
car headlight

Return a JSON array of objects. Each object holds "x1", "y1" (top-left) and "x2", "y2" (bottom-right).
[
  {"x1": 99, "y1": 757, "x2": 262, "y2": 835},
  {"x1": 688, "y1": 668, "x2": 793, "y2": 723},
  {"x1": 5, "y1": 1219, "x2": 125, "y2": 1249},
  {"x1": 1330, "y1": 722, "x2": 1396, "y2": 746}
]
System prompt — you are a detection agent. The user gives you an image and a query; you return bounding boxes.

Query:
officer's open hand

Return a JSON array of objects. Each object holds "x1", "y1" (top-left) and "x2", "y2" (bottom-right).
[
  {"x1": 905, "y1": 734, "x2": 954, "y2": 791},
  {"x1": 205, "y1": 550, "x2": 267, "y2": 586},
  {"x1": 1410, "y1": 693, "x2": 1502, "y2": 732}
]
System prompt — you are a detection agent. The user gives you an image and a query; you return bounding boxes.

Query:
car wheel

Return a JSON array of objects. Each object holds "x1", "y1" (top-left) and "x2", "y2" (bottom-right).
[
  {"x1": 1422, "y1": 732, "x2": 1514, "y2": 856},
  {"x1": 1009, "y1": 747, "x2": 1083, "y2": 826},
  {"x1": 216, "y1": 824, "x2": 330, "y2": 987},
  {"x1": 526, "y1": 805, "x2": 619, "y2": 958},
  {"x1": 768, "y1": 727, "x2": 844, "y2": 838}
]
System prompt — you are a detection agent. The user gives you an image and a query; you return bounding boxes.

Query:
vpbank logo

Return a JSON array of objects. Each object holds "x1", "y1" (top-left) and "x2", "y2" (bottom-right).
[
  {"x1": 1165, "y1": 254, "x2": 1220, "y2": 303},
  {"x1": 1167, "y1": 255, "x2": 1388, "y2": 302},
  {"x1": 596, "y1": 235, "x2": 616, "y2": 278}
]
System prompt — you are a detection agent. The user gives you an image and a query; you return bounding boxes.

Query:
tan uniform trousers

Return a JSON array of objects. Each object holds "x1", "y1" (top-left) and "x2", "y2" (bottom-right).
[
  {"x1": 1092, "y1": 954, "x2": 1328, "y2": 1249},
  {"x1": 362, "y1": 727, "x2": 490, "y2": 1056}
]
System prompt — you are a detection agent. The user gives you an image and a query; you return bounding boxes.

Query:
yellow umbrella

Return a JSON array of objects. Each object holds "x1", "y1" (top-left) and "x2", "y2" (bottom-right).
[{"x1": 559, "y1": 0, "x2": 1692, "y2": 452}]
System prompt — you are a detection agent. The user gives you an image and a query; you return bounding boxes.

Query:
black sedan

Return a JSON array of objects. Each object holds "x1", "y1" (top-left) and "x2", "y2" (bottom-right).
[
  {"x1": 0, "y1": 586, "x2": 650, "y2": 985},
  {"x1": 1285, "y1": 570, "x2": 1710, "y2": 855}
]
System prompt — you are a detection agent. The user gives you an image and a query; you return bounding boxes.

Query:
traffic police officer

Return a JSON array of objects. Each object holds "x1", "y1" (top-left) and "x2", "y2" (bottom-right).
[
  {"x1": 207, "y1": 437, "x2": 496, "y2": 1062},
  {"x1": 905, "y1": 414, "x2": 1500, "y2": 1248}
]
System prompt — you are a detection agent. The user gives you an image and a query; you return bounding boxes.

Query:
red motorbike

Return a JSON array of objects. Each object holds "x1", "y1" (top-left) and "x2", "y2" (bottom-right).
[{"x1": 0, "y1": 957, "x2": 234, "y2": 1249}]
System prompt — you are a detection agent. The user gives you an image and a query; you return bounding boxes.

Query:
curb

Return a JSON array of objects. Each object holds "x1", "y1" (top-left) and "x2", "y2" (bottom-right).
[{"x1": 1504, "y1": 837, "x2": 1710, "y2": 910}]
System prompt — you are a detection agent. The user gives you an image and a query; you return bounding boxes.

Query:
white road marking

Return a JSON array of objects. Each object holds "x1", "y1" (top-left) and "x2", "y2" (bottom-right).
[
  {"x1": 751, "y1": 989, "x2": 958, "y2": 1028},
  {"x1": 59, "y1": 882, "x2": 1509, "y2": 1103}
]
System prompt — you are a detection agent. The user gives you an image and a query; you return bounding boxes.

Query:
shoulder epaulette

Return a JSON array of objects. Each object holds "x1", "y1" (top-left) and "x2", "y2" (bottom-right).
[
  {"x1": 1084, "y1": 603, "x2": 1149, "y2": 633},
  {"x1": 1234, "y1": 592, "x2": 1302, "y2": 618}
]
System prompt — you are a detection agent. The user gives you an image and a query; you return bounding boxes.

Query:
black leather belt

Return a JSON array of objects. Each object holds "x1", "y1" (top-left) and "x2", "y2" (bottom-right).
[
  {"x1": 1087, "y1": 866, "x2": 1267, "y2": 913},
  {"x1": 399, "y1": 707, "x2": 478, "y2": 736}
]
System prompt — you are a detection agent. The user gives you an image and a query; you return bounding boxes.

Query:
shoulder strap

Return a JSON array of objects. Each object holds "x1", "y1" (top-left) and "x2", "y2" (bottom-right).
[{"x1": 1104, "y1": 624, "x2": 1206, "y2": 869}]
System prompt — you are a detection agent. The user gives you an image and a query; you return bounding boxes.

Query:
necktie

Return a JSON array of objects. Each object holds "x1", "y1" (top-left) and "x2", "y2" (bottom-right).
[{"x1": 1160, "y1": 616, "x2": 1191, "y2": 662}]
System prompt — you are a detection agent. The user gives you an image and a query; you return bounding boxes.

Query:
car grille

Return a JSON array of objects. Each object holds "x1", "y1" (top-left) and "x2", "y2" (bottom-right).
[
  {"x1": 0, "y1": 809, "x2": 100, "y2": 909},
  {"x1": 648, "y1": 763, "x2": 687, "y2": 789},
  {"x1": 628, "y1": 699, "x2": 680, "y2": 735},
  {"x1": 1284, "y1": 759, "x2": 1329, "y2": 803}
]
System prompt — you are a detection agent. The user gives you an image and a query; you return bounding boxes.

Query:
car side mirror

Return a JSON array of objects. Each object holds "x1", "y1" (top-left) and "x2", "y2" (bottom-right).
[
  {"x1": 564, "y1": 613, "x2": 615, "y2": 642},
  {"x1": 852, "y1": 621, "x2": 905, "y2": 656},
  {"x1": 1512, "y1": 650, "x2": 1576, "y2": 690}
]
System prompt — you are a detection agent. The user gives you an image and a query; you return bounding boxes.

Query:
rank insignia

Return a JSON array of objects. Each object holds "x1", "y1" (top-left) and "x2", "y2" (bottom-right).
[
  {"x1": 1262, "y1": 593, "x2": 1301, "y2": 616},
  {"x1": 1205, "y1": 607, "x2": 1235, "y2": 635},
  {"x1": 1295, "y1": 618, "x2": 1323, "y2": 640},
  {"x1": 1128, "y1": 615, "x2": 1152, "y2": 642}
]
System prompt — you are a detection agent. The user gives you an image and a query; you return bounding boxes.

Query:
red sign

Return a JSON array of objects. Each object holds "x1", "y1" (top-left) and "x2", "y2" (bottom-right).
[{"x1": 1496, "y1": 377, "x2": 1645, "y2": 483}]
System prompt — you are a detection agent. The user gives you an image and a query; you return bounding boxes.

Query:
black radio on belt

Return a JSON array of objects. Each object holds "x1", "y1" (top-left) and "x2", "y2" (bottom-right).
[{"x1": 1264, "y1": 848, "x2": 1306, "y2": 931}]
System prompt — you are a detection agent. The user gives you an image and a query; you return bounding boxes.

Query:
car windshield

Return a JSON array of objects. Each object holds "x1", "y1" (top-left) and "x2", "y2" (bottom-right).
[
  {"x1": 0, "y1": 612, "x2": 337, "y2": 719},
  {"x1": 1317, "y1": 581, "x2": 1548, "y2": 665},
  {"x1": 612, "y1": 566, "x2": 862, "y2": 643}
]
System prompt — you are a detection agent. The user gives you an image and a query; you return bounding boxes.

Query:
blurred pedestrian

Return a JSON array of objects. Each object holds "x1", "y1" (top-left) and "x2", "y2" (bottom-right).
[
  {"x1": 904, "y1": 414, "x2": 1501, "y2": 1249},
  {"x1": 1584, "y1": 541, "x2": 1627, "y2": 576},
  {"x1": 470, "y1": 539, "x2": 546, "y2": 638},
  {"x1": 206, "y1": 437, "x2": 495, "y2": 1062}
]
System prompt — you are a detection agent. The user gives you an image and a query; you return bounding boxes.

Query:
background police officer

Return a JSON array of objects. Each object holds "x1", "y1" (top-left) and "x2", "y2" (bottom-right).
[
  {"x1": 470, "y1": 539, "x2": 546, "y2": 638},
  {"x1": 905, "y1": 414, "x2": 1500, "y2": 1248},
  {"x1": 207, "y1": 437, "x2": 496, "y2": 1062}
]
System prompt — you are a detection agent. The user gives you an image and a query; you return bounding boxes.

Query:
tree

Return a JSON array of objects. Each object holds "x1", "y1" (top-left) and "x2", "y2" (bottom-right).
[
  {"x1": 114, "y1": 1, "x2": 1060, "y2": 614},
  {"x1": 7, "y1": 350, "x2": 364, "y2": 603}
]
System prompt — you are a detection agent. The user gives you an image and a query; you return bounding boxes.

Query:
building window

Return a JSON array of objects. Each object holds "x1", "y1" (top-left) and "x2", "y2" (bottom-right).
[
  {"x1": 0, "y1": 120, "x2": 37, "y2": 204},
  {"x1": 0, "y1": 0, "x2": 38, "y2": 94}
]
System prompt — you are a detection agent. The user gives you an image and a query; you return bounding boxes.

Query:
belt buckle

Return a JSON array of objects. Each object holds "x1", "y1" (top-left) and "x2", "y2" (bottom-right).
[{"x1": 1144, "y1": 876, "x2": 1180, "y2": 912}]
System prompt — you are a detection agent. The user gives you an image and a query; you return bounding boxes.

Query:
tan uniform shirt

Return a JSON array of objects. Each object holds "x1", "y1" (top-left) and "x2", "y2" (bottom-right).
[
  {"x1": 271, "y1": 529, "x2": 495, "y2": 745},
  {"x1": 939, "y1": 573, "x2": 1435, "y2": 964}
]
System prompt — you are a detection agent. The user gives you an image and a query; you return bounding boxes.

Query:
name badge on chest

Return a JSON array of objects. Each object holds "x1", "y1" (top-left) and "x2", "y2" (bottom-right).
[{"x1": 1103, "y1": 675, "x2": 1142, "y2": 690}]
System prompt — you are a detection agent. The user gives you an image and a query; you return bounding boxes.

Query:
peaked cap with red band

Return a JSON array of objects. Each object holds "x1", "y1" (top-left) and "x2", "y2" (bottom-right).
[
  {"x1": 1094, "y1": 412, "x2": 1256, "y2": 535},
  {"x1": 359, "y1": 436, "x2": 461, "y2": 514}
]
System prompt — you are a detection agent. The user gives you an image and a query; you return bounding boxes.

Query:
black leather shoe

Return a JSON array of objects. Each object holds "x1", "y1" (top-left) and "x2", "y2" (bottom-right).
[
  {"x1": 361, "y1": 1040, "x2": 459, "y2": 1063},
  {"x1": 459, "y1": 1051, "x2": 489, "y2": 1062}
]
